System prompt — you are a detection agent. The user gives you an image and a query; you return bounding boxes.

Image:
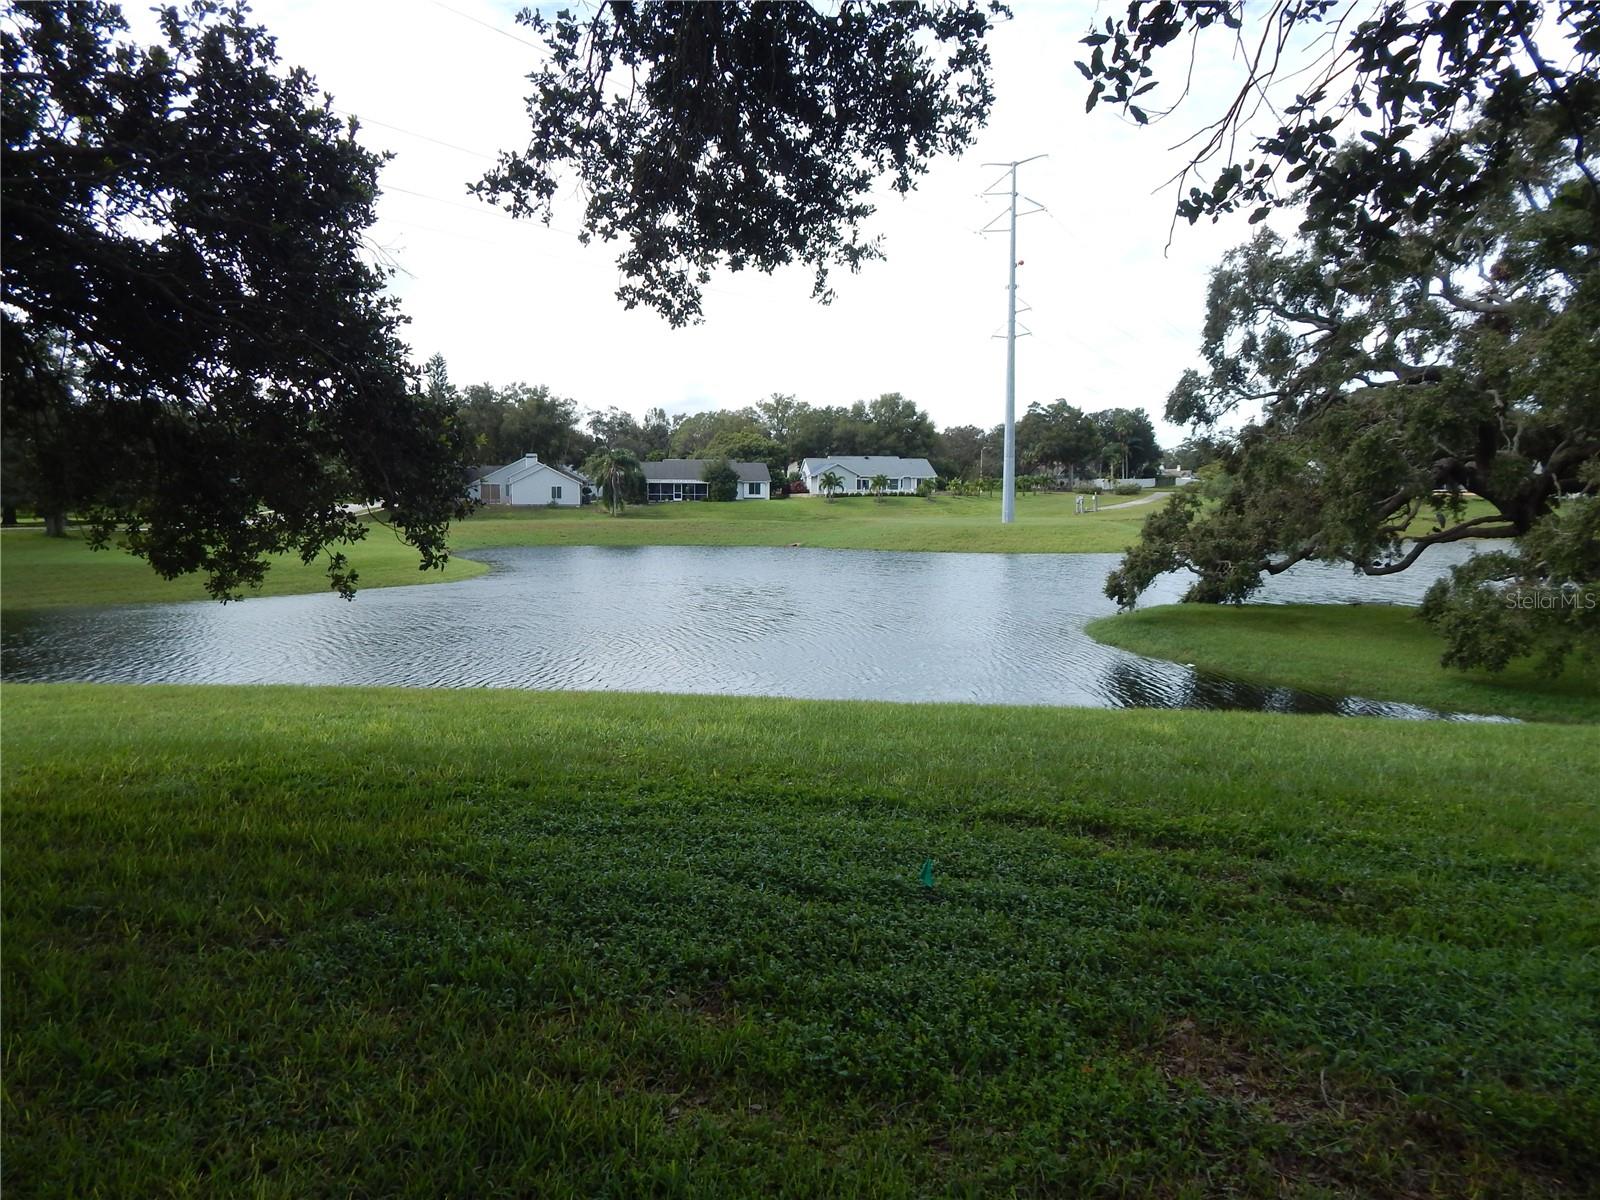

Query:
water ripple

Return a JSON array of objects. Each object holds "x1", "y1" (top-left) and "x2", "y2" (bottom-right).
[{"x1": 0, "y1": 543, "x2": 1508, "y2": 721}]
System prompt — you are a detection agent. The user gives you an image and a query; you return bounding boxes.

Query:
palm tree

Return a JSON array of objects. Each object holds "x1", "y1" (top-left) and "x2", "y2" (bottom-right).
[
  {"x1": 870, "y1": 473, "x2": 889, "y2": 500},
  {"x1": 584, "y1": 447, "x2": 642, "y2": 515},
  {"x1": 819, "y1": 469, "x2": 843, "y2": 502}
]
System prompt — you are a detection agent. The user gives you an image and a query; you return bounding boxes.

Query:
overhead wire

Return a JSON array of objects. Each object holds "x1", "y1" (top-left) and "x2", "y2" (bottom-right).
[{"x1": 425, "y1": 0, "x2": 544, "y2": 51}]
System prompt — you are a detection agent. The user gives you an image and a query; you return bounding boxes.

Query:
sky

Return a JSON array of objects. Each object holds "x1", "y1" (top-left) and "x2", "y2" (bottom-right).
[{"x1": 136, "y1": 0, "x2": 1306, "y2": 450}]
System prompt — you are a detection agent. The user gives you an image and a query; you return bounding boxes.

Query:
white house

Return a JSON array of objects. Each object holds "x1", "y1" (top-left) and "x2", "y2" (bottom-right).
[
  {"x1": 468, "y1": 454, "x2": 587, "y2": 506},
  {"x1": 797, "y1": 455, "x2": 937, "y2": 496},
  {"x1": 640, "y1": 459, "x2": 771, "y2": 501}
]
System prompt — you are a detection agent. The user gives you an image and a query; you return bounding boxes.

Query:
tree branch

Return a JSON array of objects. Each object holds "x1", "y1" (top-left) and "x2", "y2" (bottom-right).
[{"x1": 1359, "y1": 516, "x2": 1519, "y2": 576}]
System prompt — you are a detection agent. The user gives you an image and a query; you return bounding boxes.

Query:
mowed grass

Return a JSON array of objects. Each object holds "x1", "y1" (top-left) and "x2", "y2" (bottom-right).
[
  {"x1": 451, "y1": 491, "x2": 1163, "y2": 555},
  {"x1": 1087, "y1": 604, "x2": 1600, "y2": 724},
  {"x1": 0, "y1": 493, "x2": 1160, "y2": 613},
  {"x1": 0, "y1": 527, "x2": 488, "y2": 613},
  {"x1": 5, "y1": 684, "x2": 1598, "y2": 1196}
]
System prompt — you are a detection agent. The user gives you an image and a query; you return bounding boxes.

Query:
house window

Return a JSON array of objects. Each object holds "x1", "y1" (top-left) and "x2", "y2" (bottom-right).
[
  {"x1": 550, "y1": 485, "x2": 563, "y2": 501},
  {"x1": 857, "y1": 478, "x2": 869, "y2": 491},
  {"x1": 747, "y1": 481, "x2": 761, "y2": 496},
  {"x1": 480, "y1": 483, "x2": 501, "y2": 502}
]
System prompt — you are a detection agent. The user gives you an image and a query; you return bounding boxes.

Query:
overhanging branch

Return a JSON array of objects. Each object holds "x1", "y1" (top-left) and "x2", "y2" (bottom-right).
[{"x1": 1359, "y1": 515, "x2": 1519, "y2": 576}]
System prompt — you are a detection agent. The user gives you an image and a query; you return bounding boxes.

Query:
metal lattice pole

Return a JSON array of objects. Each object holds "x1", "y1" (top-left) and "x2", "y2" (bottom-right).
[{"x1": 981, "y1": 156, "x2": 1046, "y2": 525}]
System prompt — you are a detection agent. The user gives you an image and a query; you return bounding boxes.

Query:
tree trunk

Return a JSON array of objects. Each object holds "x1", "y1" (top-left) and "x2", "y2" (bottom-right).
[
  {"x1": 1, "y1": 504, "x2": 16, "y2": 527},
  {"x1": 43, "y1": 509, "x2": 67, "y2": 537}
]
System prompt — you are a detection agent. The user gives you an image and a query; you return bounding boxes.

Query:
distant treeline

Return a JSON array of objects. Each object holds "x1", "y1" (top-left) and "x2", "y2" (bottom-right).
[{"x1": 424, "y1": 353, "x2": 1213, "y2": 484}]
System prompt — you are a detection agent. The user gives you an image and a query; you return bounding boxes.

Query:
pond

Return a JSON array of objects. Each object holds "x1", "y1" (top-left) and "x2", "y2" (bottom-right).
[{"x1": 2, "y1": 543, "x2": 1503, "y2": 720}]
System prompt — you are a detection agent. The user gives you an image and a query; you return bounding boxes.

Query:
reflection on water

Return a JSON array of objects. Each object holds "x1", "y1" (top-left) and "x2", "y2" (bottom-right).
[{"x1": 0, "y1": 543, "x2": 1510, "y2": 721}]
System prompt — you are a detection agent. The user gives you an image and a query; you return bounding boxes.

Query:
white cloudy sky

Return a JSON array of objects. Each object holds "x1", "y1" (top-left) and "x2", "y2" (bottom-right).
[{"x1": 157, "y1": 0, "x2": 1308, "y2": 447}]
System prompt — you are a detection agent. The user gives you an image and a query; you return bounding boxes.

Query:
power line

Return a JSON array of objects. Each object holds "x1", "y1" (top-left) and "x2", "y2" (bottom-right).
[
  {"x1": 335, "y1": 109, "x2": 495, "y2": 160},
  {"x1": 426, "y1": 0, "x2": 544, "y2": 51}
]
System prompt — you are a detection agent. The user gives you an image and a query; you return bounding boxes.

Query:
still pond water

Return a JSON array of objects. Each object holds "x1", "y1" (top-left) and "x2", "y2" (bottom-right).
[{"x1": 1, "y1": 543, "x2": 1503, "y2": 720}]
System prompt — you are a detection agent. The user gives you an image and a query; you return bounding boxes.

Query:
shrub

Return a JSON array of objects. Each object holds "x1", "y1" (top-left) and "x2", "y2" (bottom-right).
[
  {"x1": 700, "y1": 458, "x2": 739, "y2": 502},
  {"x1": 1073, "y1": 484, "x2": 1103, "y2": 495},
  {"x1": 1113, "y1": 481, "x2": 1143, "y2": 496}
]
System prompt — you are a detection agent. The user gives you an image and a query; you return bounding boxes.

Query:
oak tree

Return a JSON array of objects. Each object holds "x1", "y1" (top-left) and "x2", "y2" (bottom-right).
[
  {"x1": 476, "y1": 0, "x2": 1007, "y2": 325},
  {"x1": 2, "y1": 1, "x2": 473, "y2": 599}
]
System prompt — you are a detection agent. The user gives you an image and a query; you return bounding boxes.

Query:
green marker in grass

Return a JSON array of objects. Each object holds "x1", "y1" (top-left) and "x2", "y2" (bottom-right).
[{"x1": 919, "y1": 858, "x2": 935, "y2": 888}]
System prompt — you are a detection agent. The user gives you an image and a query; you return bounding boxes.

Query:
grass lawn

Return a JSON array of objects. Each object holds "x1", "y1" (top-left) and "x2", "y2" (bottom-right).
[
  {"x1": 5, "y1": 684, "x2": 1598, "y2": 1196},
  {"x1": 1401, "y1": 496, "x2": 1502, "y2": 537},
  {"x1": 0, "y1": 492, "x2": 1158, "y2": 613},
  {"x1": 0, "y1": 527, "x2": 488, "y2": 613},
  {"x1": 1086, "y1": 604, "x2": 1600, "y2": 724},
  {"x1": 451, "y1": 491, "x2": 1162, "y2": 555}
]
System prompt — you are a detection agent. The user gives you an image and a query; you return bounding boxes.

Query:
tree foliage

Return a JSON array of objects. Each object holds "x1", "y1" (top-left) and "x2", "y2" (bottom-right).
[
  {"x1": 1017, "y1": 400, "x2": 1098, "y2": 477},
  {"x1": 475, "y1": 0, "x2": 1007, "y2": 325},
  {"x1": 1079, "y1": 1, "x2": 1600, "y2": 248},
  {"x1": 700, "y1": 457, "x2": 740, "y2": 502},
  {"x1": 669, "y1": 407, "x2": 764, "y2": 458},
  {"x1": 1109, "y1": 112, "x2": 1599, "y2": 673},
  {"x1": 586, "y1": 405, "x2": 671, "y2": 459},
  {"x1": 1, "y1": 1, "x2": 472, "y2": 599},
  {"x1": 583, "y1": 446, "x2": 643, "y2": 515},
  {"x1": 704, "y1": 430, "x2": 787, "y2": 486},
  {"x1": 932, "y1": 422, "x2": 1002, "y2": 481}
]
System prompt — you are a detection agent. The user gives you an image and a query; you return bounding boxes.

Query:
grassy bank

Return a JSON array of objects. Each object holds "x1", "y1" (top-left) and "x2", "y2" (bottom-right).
[
  {"x1": 1086, "y1": 604, "x2": 1600, "y2": 724},
  {"x1": 6, "y1": 685, "x2": 1598, "y2": 1196},
  {"x1": 451, "y1": 490, "x2": 1161, "y2": 555},
  {"x1": 0, "y1": 492, "x2": 1157, "y2": 612},
  {"x1": 0, "y1": 527, "x2": 488, "y2": 612}
]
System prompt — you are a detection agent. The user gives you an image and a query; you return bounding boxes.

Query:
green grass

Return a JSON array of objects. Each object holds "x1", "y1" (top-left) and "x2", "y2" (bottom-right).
[
  {"x1": 1086, "y1": 604, "x2": 1600, "y2": 724},
  {"x1": 0, "y1": 493, "x2": 1159, "y2": 613},
  {"x1": 6, "y1": 684, "x2": 1598, "y2": 1196},
  {"x1": 452, "y1": 491, "x2": 1163, "y2": 555},
  {"x1": 0, "y1": 527, "x2": 488, "y2": 613},
  {"x1": 1402, "y1": 496, "x2": 1502, "y2": 537}
]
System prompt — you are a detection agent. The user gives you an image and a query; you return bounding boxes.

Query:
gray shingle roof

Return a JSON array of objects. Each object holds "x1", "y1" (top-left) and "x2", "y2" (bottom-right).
[
  {"x1": 640, "y1": 458, "x2": 771, "y2": 483},
  {"x1": 800, "y1": 455, "x2": 936, "y2": 477}
]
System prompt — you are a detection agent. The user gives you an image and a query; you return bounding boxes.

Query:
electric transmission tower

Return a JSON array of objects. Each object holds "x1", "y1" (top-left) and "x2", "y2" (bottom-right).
[{"x1": 980, "y1": 155, "x2": 1046, "y2": 524}]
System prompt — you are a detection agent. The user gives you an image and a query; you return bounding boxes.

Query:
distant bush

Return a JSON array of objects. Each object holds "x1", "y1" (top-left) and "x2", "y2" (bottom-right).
[
  {"x1": 1073, "y1": 484, "x2": 1102, "y2": 495},
  {"x1": 1113, "y1": 481, "x2": 1143, "y2": 496},
  {"x1": 700, "y1": 458, "x2": 739, "y2": 502},
  {"x1": 917, "y1": 479, "x2": 937, "y2": 498}
]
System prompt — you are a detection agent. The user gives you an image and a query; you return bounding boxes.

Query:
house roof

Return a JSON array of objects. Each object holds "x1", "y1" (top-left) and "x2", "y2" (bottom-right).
[
  {"x1": 481, "y1": 454, "x2": 587, "y2": 487},
  {"x1": 801, "y1": 456, "x2": 936, "y2": 477},
  {"x1": 641, "y1": 458, "x2": 771, "y2": 483}
]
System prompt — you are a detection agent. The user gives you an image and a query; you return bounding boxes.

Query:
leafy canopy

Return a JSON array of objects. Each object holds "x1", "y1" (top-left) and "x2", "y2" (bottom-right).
[
  {"x1": 1079, "y1": 1, "x2": 1600, "y2": 246},
  {"x1": 1, "y1": 1, "x2": 472, "y2": 599},
  {"x1": 584, "y1": 446, "x2": 643, "y2": 515},
  {"x1": 1107, "y1": 112, "x2": 1598, "y2": 673},
  {"x1": 700, "y1": 458, "x2": 740, "y2": 502},
  {"x1": 475, "y1": 1, "x2": 1008, "y2": 325}
]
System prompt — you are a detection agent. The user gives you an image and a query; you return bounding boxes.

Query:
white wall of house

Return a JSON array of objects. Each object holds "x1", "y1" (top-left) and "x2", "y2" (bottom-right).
[
  {"x1": 799, "y1": 458, "x2": 933, "y2": 495},
  {"x1": 470, "y1": 454, "x2": 582, "y2": 506}
]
